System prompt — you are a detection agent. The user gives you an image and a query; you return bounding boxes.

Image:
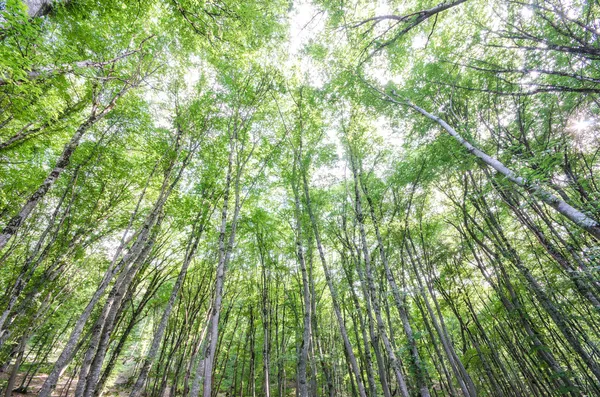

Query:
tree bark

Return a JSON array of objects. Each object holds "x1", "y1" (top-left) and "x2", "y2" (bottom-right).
[
  {"x1": 128, "y1": 212, "x2": 206, "y2": 397},
  {"x1": 0, "y1": 85, "x2": 130, "y2": 252},
  {"x1": 394, "y1": 97, "x2": 600, "y2": 239},
  {"x1": 291, "y1": 149, "x2": 311, "y2": 397},
  {"x1": 202, "y1": 133, "x2": 244, "y2": 397},
  {"x1": 301, "y1": 166, "x2": 368, "y2": 397},
  {"x1": 352, "y1": 150, "x2": 430, "y2": 397},
  {"x1": 37, "y1": 149, "x2": 175, "y2": 397},
  {"x1": 349, "y1": 156, "x2": 410, "y2": 397}
]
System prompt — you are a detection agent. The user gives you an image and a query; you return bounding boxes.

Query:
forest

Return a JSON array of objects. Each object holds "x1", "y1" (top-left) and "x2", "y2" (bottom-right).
[{"x1": 0, "y1": 0, "x2": 599, "y2": 396}]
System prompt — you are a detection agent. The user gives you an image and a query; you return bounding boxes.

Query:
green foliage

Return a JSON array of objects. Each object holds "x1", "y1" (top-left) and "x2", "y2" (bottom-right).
[{"x1": 1, "y1": 1, "x2": 600, "y2": 397}]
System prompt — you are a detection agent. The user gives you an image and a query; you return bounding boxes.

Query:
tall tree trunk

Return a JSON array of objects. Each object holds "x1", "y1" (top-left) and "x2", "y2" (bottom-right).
[
  {"x1": 339, "y1": 248, "x2": 377, "y2": 397},
  {"x1": 301, "y1": 166, "x2": 368, "y2": 397},
  {"x1": 202, "y1": 133, "x2": 244, "y2": 397},
  {"x1": 0, "y1": 86, "x2": 130, "y2": 252},
  {"x1": 78, "y1": 131, "x2": 189, "y2": 397},
  {"x1": 291, "y1": 149, "x2": 311, "y2": 397},
  {"x1": 391, "y1": 97, "x2": 600, "y2": 239},
  {"x1": 307, "y1": 237, "x2": 334, "y2": 397},
  {"x1": 351, "y1": 150, "x2": 431, "y2": 397},
  {"x1": 37, "y1": 149, "x2": 176, "y2": 397},
  {"x1": 128, "y1": 212, "x2": 206, "y2": 397},
  {"x1": 259, "y1": 245, "x2": 271, "y2": 397},
  {"x1": 3, "y1": 333, "x2": 27, "y2": 397},
  {"x1": 349, "y1": 157, "x2": 410, "y2": 397},
  {"x1": 404, "y1": 234, "x2": 477, "y2": 397}
]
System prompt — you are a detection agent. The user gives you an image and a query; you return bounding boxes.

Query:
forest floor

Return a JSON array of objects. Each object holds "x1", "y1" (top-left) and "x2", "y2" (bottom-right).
[{"x1": 0, "y1": 368, "x2": 129, "y2": 396}]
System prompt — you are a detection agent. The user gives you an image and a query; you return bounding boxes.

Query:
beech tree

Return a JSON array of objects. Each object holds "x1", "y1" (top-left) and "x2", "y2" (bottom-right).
[{"x1": 0, "y1": 0, "x2": 599, "y2": 396}]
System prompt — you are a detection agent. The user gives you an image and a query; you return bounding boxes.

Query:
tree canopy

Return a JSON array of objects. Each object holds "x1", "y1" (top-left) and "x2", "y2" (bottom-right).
[{"x1": 0, "y1": 0, "x2": 599, "y2": 396}]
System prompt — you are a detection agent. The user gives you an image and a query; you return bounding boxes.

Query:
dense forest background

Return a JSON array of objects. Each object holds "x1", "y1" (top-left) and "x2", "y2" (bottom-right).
[{"x1": 0, "y1": 0, "x2": 599, "y2": 396}]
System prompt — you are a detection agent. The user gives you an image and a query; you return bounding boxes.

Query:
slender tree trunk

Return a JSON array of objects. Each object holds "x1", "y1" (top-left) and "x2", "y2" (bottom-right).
[
  {"x1": 396, "y1": 98, "x2": 600, "y2": 239},
  {"x1": 3, "y1": 333, "x2": 27, "y2": 397},
  {"x1": 128, "y1": 214, "x2": 206, "y2": 397},
  {"x1": 308, "y1": 237, "x2": 334, "y2": 397},
  {"x1": 301, "y1": 167, "x2": 368, "y2": 397},
  {"x1": 0, "y1": 86, "x2": 130, "y2": 252},
  {"x1": 404, "y1": 235, "x2": 477, "y2": 397},
  {"x1": 189, "y1": 307, "x2": 213, "y2": 397},
  {"x1": 37, "y1": 153, "x2": 174, "y2": 397},
  {"x1": 352, "y1": 152, "x2": 430, "y2": 397},
  {"x1": 291, "y1": 150, "x2": 311, "y2": 397},
  {"x1": 349, "y1": 161, "x2": 410, "y2": 397},
  {"x1": 202, "y1": 134, "x2": 244, "y2": 397},
  {"x1": 340, "y1": 249, "x2": 377, "y2": 397}
]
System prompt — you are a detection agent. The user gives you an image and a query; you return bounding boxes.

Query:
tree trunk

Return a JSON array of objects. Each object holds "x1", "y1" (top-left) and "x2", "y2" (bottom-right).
[
  {"x1": 349, "y1": 158, "x2": 410, "y2": 397},
  {"x1": 291, "y1": 150, "x2": 311, "y2": 397},
  {"x1": 128, "y1": 213, "x2": 206, "y2": 397},
  {"x1": 301, "y1": 167, "x2": 368, "y2": 397},
  {"x1": 37, "y1": 151, "x2": 175, "y2": 397},
  {"x1": 0, "y1": 86, "x2": 129, "y2": 252},
  {"x1": 202, "y1": 133, "x2": 244, "y2": 397},
  {"x1": 398, "y1": 99, "x2": 600, "y2": 239},
  {"x1": 352, "y1": 151, "x2": 430, "y2": 397}
]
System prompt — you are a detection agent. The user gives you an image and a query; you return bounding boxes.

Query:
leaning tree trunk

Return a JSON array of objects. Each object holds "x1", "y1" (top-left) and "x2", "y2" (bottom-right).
[
  {"x1": 78, "y1": 130, "x2": 187, "y2": 397},
  {"x1": 392, "y1": 97, "x2": 600, "y2": 240},
  {"x1": 301, "y1": 168, "x2": 368, "y2": 397},
  {"x1": 128, "y1": 212, "x2": 206, "y2": 397},
  {"x1": 0, "y1": 85, "x2": 130, "y2": 253},
  {"x1": 477, "y1": 201, "x2": 600, "y2": 386},
  {"x1": 349, "y1": 159, "x2": 411, "y2": 397},
  {"x1": 0, "y1": 167, "x2": 76, "y2": 339},
  {"x1": 3, "y1": 333, "x2": 27, "y2": 397},
  {"x1": 37, "y1": 152, "x2": 176, "y2": 397},
  {"x1": 404, "y1": 235, "x2": 477, "y2": 397},
  {"x1": 339, "y1": 247, "x2": 377, "y2": 397},
  {"x1": 458, "y1": 213, "x2": 581, "y2": 395},
  {"x1": 351, "y1": 150, "x2": 431, "y2": 397}
]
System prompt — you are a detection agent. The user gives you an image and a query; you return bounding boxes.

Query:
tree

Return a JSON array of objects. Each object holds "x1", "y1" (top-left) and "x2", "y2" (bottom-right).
[{"x1": 1, "y1": 1, "x2": 599, "y2": 396}]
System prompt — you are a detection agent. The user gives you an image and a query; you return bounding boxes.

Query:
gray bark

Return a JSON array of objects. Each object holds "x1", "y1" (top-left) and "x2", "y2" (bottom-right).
[
  {"x1": 291, "y1": 151, "x2": 311, "y2": 397},
  {"x1": 24, "y1": 0, "x2": 54, "y2": 18},
  {"x1": 301, "y1": 168, "x2": 368, "y2": 397},
  {"x1": 397, "y1": 98, "x2": 600, "y2": 240},
  {"x1": 352, "y1": 151, "x2": 432, "y2": 397},
  {"x1": 350, "y1": 158, "x2": 410, "y2": 397},
  {"x1": 78, "y1": 135, "x2": 187, "y2": 397},
  {"x1": 128, "y1": 214, "x2": 206, "y2": 397},
  {"x1": 405, "y1": 239, "x2": 477, "y2": 397},
  {"x1": 202, "y1": 134, "x2": 243, "y2": 397},
  {"x1": 0, "y1": 86, "x2": 129, "y2": 252},
  {"x1": 36, "y1": 154, "x2": 167, "y2": 397},
  {"x1": 189, "y1": 309, "x2": 212, "y2": 397}
]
